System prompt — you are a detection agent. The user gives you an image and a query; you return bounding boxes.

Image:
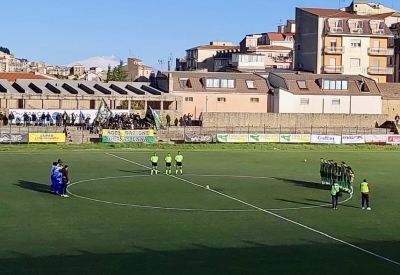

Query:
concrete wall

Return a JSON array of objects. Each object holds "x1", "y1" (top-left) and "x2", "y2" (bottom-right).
[
  {"x1": 202, "y1": 112, "x2": 388, "y2": 127},
  {"x1": 382, "y1": 99, "x2": 400, "y2": 119}
]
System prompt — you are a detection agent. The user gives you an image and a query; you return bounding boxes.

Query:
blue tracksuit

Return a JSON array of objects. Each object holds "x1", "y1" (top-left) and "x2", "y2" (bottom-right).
[
  {"x1": 54, "y1": 168, "x2": 63, "y2": 194},
  {"x1": 50, "y1": 165, "x2": 57, "y2": 191}
]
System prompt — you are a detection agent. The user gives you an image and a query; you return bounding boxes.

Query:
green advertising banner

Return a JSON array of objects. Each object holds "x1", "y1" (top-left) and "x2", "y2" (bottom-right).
[{"x1": 102, "y1": 129, "x2": 154, "y2": 143}]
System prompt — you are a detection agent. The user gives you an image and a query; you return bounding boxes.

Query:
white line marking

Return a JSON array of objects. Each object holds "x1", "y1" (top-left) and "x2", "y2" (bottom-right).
[
  {"x1": 67, "y1": 174, "x2": 352, "y2": 212},
  {"x1": 105, "y1": 152, "x2": 400, "y2": 267}
]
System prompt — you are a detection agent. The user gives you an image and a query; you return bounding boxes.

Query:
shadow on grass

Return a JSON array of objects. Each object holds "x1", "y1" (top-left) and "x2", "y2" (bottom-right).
[
  {"x1": 305, "y1": 198, "x2": 359, "y2": 209},
  {"x1": 275, "y1": 198, "x2": 322, "y2": 207},
  {"x1": 118, "y1": 169, "x2": 150, "y2": 175},
  {"x1": 1, "y1": 241, "x2": 400, "y2": 275},
  {"x1": 14, "y1": 180, "x2": 52, "y2": 194},
  {"x1": 272, "y1": 177, "x2": 330, "y2": 190}
]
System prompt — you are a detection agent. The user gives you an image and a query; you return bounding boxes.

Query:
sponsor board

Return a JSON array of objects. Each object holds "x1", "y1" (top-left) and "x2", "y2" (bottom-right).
[
  {"x1": 311, "y1": 135, "x2": 341, "y2": 144},
  {"x1": 249, "y1": 134, "x2": 279, "y2": 143},
  {"x1": 102, "y1": 129, "x2": 154, "y2": 143},
  {"x1": 0, "y1": 133, "x2": 28, "y2": 143},
  {"x1": 341, "y1": 135, "x2": 365, "y2": 144},
  {"x1": 279, "y1": 134, "x2": 311, "y2": 143},
  {"x1": 184, "y1": 134, "x2": 214, "y2": 143},
  {"x1": 364, "y1": 135, "x2": 387, "y2": 144},
  {"x1": 8, "y1": 109, "x2": 129, "y2": 125},
  {"x1": 217, "y1": 134, "x2": 248, "y2": 143},
  {"x1": 386, "y1": 135, "x2": 400, "y2": 144},
  {"x1": 29, "y1": 133, "x2": 66, "y2": 143}
]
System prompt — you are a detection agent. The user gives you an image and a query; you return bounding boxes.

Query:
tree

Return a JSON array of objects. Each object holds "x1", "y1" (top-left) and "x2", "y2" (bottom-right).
[
  {"x1": 106, "y1": 60, "x2": 128, "y2": 82},
  {"x1": 0, "y1": 46, "x2": 10, "y2": 54}
]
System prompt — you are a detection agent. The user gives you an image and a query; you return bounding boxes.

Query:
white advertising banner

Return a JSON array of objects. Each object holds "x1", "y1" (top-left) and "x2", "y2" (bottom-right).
[
  {"x1": 248, "y1": 134, "x2": 279, "y2": 143},
  {"x1": 311, "y1": 135, "x2": 341, "y2": 144},
  {"x1": 217, "y1": 134, "x2": 248, "y2": 143},
  {"x1": 341, "y1": 135, "x2": 365, "y2": 144},
  {"x1": 279, "y1": 134, "x2": 311, "y2": 143},
  {"x1": 364, "y1": 135, "x2": 387, "y2": 144},
  {"x1": 8, "y1": 109, "x2": 130, "y2": 124},
  {"x1": 386, "y1": 135, "x2": 400, "y2": 144}
]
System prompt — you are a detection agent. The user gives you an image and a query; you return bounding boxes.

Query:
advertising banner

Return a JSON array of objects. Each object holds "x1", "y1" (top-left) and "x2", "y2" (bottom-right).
[
  {"x1": 217, "y1": 134, "x2": 248, "y2": 143},
  {"x1": 102, "y1": 129, "x2": 154, "y2": 143},
  {"x1": 28, "y1": 133, "x2": 66, "y2": 143},
  {"x1": 364, "y1": 135, "x2": 387, "y2": 144},
  {"x1": 249, "y1": 134, "x2": 279, "y2": 143},
  {"x1": 184, "y1": 134, "x2": 214, "y2": 143},
  {"x1": 311, "y1": 135, "x2": 341, "y2": 144},
  {"x1": 279, "y1": 134, "x2": 311, "y2": 143},
  {"x1": 341, "y1": 135, "x2": 365, "y2": 144},
  {"x1": 386, "y1": 135, "x2": 400, "y2": 144},
  {"x1": 8, "y1": 109, "x2": 129, "y2": 125},
  {"x1": 0, "y1": 133, "x2": 28, "y2": 143}
]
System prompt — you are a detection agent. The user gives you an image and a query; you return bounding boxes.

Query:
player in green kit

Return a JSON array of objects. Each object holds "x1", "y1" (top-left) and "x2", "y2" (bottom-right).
[
  {"x1": 165, "y1": 153, "x2": 172, "y2": 174},
  {"x1": 150, "y1": 153, "x2": 158, "y2": 175},
  {"x1": 175, "y1": 151, "x2": 183, "y2": 175}
]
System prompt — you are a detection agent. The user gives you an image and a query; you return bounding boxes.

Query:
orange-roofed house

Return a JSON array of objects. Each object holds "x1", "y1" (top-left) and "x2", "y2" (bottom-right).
[
  {"x1": 0, "y1": 72, "x2": 52, "y2": 82},
  {"x1": 294, "y1": 6, "x2": 395, "y2": 83}
]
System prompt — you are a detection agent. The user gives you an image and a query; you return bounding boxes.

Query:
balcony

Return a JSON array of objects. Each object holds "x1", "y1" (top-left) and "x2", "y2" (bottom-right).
[
  {"x1": 368, "y1": 67, "x2": 394, "y2": 75},
  {"x1": 350, "y1": 28, "x2": 363, "y2": 34},
  {"x1": 273, "y1": 56, "x2": 293, "y2": 63},
  {"x1": 323, "y1": 65, "x2": 344, "y2": 73},
  {"x1": 368, "y1": 48, "x2": 394, "y2": 56},
  {"x1": 328, "y1": 26, "x2": 343, "y2": 33},
  {"x1": 324, "y1": 46, "x2": 345, "y2": 54},
  {"x1": 372, "y1": 29, "x2": 385, "y2": 35}
]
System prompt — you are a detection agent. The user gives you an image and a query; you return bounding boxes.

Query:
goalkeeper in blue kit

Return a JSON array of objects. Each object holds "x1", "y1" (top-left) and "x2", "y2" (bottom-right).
[{"x1": 175, "y1": 151, "x2": 183, "y2": 175}]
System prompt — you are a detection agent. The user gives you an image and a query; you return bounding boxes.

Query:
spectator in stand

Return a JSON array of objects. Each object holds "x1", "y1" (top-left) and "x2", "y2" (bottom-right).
[
  {"x1": 41, "y1": 113, "x2": 46, "y2": 127},
  {"x1": 8, "y1": 112, "x2": 15, "y2": 125},
  {"x1": 174, "y1": 117, "x2": 178, "y2": 126},
  {"x1": 23, "y1": 112, "x2": 29, "y2": 127},
  {"x1": 166, "y1": 114, "x2": 171, "y2": 127},
  {"x1": 71, "y1": 112, "x2": 76, "y2": 126},
  {"x1": 45, "y1": 112, "x2": 51, "y2": 126},
  {"x1": 62, "y1": 111, "x2": 68, "y2": 126},
  {"x1": 31, "y1": 113, "x2": 37, "y2": 126},
  {"x1": 0, "y1": 112, "x2": 3, "y2": 127},
  {"x1": 395, "y1": 114, "x2": 399, "y2": 126},
  {"x1": 187, "y1": 113, "x2": 192, "y2": 126},
  {"x1": 199, "y1": 112, "x2": 203, "y2": 127}
]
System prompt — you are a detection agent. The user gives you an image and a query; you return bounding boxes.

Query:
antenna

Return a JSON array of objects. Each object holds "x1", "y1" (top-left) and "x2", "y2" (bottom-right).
[
  {"x1": 158, "y1": 59, "x2": 164, "y2": 71},
  {"x1": 168, "y1": 53, "x2": 173, "y2": 71}
]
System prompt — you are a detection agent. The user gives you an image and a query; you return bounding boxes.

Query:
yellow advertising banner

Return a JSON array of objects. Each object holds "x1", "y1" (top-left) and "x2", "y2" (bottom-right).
[{"x1": 29, "y1": 133, "x2": 66, "y2": 143}]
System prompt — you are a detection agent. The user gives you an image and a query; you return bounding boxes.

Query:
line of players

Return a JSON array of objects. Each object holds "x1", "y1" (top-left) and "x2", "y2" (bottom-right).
[
  {"x1": 150, "y1": 151, "x2": 183, "y2": 175},
  {"x1": 50, "y1": 159, "x2": 70, "y2": 197}
]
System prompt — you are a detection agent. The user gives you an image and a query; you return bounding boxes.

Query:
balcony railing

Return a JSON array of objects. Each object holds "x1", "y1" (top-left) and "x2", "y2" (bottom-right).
[
  {"x1": 350, "y1": 28, "x2": 363, "y2": 34},
  {"x1": 323, "y1": 65, "x2": 344, "y2": 73},
  {"x1": 368, "y1": 67, "x2": 394, "y2": 75},
  {"x1": 372, "y1": 29, "x2": 384, "y2": 35},
  {"x1": 367, "y1": 48, "x2": 394, "y2": 56},
  {"x1": 324, "y1": 46, "x2": 345, "y2": 54},
  {"x1": 273, "y1": 57, "x2": 292, "y2": 63},
  {"x1": 328, "y1": 26, "x2": 343, "y2": 33}
]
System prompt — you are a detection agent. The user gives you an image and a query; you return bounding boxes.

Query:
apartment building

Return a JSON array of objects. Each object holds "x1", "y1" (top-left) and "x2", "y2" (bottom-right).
[
  {"x1": 295, "y1": 8, "x2": 394, "y2": 83},
  {"x1": 213, "y1": 50, "x2": 265, "y2": 72},
  {"x1": 186, "y1": 42, "x2": 239, "y2": 71},
  {"x1": 123, "y1": 58, "x2": 154, "y2": 81},
  {"x1": 390, "y1": 23, "x2": 400, "y2": 82}
]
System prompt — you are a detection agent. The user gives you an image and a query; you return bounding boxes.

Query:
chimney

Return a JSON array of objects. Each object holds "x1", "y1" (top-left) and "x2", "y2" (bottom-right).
[{"x1": 168, "y1": 73, "x2": 173, "y2": 92}]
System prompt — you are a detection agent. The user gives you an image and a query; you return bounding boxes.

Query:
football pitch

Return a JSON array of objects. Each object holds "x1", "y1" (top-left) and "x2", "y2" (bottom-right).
[{"x1": 1, "y1": 149, "x2": 400, "y2": 274}]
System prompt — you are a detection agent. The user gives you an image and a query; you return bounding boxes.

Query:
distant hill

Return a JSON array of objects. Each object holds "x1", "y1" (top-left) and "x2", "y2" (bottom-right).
[{"x1": 66, "y1": 56, "x2": 123, "y2": 71}]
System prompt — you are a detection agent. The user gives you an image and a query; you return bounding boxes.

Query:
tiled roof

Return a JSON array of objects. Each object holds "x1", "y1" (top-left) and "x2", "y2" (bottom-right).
[
  {"x1": 288, "y1": 20, "x2": 296, "y2": 23},
  {"x1": 158, "y1": 71, "x2": 270, "y2": 93},
  {"x1": 267, "y1": 32, "x2": 295, "y2": 41},
  {"x1": 187, "y1": 45, "x2": 239, "y2": 51},
  {"x1": 377, "y1": 83, "x2": 400, "y2": 99},
  {"x1": 0, "y1": 72, "x2": 50, "y2": 82},
  {"x1": 270, "y1": 73, "x2": 381, "y2": 95},
  {"x1": 300, "y1": 7, "x2": 396, "y2": 19}
]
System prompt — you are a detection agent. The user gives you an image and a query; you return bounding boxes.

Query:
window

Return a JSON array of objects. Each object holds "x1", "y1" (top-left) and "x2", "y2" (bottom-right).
[
  {"x1": 268, "y1": 53, "x2": 273, "y2": 57},
  {"x1": 220, "y1": 79, "x2": 228, "y2": 88},
  {"x1": 185, "y1": 97, "x2": 193, "y2": 102},
  {"x1": 213, "y1": 79, "x2": 220, "y2": 87},
  {"x1": 250, "y1": 98, "x2": 259, "y2": 103},
  {"x1": 300, "y1": 98, "x2": 309, "y2": 105},
  {"x1": 179, "y1": 78, "x2": 192, "y2": 88},
  {"x1": 227, "y1": 79, "x2": 235, "y2": 88},
  {"x1": 332, "y1": 99, "x2": 340, "y2": 105},
  {"x1": 206, "y1": 79, "x2": 213, "y2": 87},
  {"x1": 246, "y1": 80, "x2": 256, "y2": 89},
  {"x1": 350, "y1": 58, "x2": 360, "y2": 67},
  {"x1": 205, "y1": 78, "x2": 235, "y2": 88},
  {"x1": 351, "y1": 39, "x2": 361, "y2": 47},
  {"x1": 322, "y1": 80, "x2": 349, "y2": 90},
  {"x1": 217, "y1": 97, "x2": 226, "y2": 102},
  {"x1": 297, "y1": 80, "x2": 307, "y2": 89}
]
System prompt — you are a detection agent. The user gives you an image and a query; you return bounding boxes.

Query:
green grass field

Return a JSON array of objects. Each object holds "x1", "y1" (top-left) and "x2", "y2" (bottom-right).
[{"x1": 1, "y1": 149, "x2": 400, "y2": 274}]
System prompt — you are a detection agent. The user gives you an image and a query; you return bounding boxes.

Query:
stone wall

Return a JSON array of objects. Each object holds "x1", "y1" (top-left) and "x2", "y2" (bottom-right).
[
  {"x1": 202, "y1": 112, "x2": 389, "y2": 127},
  {"x1": 382, "y1": 99, "x2": 400, "y2": 120}
]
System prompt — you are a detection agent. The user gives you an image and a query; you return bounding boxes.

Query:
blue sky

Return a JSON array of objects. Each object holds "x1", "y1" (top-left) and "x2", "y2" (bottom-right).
[{"x1": 3, "y1": 0, "x2": 399, "y2": 69}]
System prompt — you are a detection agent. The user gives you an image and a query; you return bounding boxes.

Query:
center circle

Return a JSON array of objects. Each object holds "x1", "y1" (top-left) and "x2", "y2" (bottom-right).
[{"x1": 67, "y1": 174, "x2": 352, "y2": 212}]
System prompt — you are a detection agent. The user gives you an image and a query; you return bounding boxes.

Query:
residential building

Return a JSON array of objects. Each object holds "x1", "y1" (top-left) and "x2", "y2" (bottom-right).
[
  {"x1": 268, "y1": 72, "x2": 382, "y2": 114},
  {"x1": 278, "y1": 20, "x2": 296, "y2": 33},
  {"x1": 154, "y1": 71, "x2": 271, "y2": 116},
  {"x1": 390, "y1": 23, "x2": 400, "y2": 82},
  {"x1": 295, "y1": 7, "x2": 395, "y2": 83},
  {"x1": 255, "y1": 46, "x2": 293, "y2": 69},
  {"x1": 124, "y1": 58, "x2": 154, "y2": 81},
  {"x1": 186, "y1": 42, "x2": 238, "y2": 71},
  {"x1": 378, "y1": 82, "x2": 400, "y2": 117},
  {"x1": 70, "y1": 63, "x2": 85, "y2": 77},
  {"x1": 175, "y1": 58, "x2": 187, "y2": 71}
]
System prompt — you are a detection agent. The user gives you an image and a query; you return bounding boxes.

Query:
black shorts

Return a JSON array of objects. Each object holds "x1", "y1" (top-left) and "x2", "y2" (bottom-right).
[
  {"x1": 152, "y1": 162, "x2": 157, "y2": 167},
  {"x1": 176, "y1": 162, "x2": 182, "y2": 167},
  {"x1": 166, "y1": 163, "x2": 171, "y2": 167}
]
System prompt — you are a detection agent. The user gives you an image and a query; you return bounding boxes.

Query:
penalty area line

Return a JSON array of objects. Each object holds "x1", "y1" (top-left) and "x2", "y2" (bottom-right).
[{"x1": 105, "y1": 152, "x2": 400, "y2": 267}]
